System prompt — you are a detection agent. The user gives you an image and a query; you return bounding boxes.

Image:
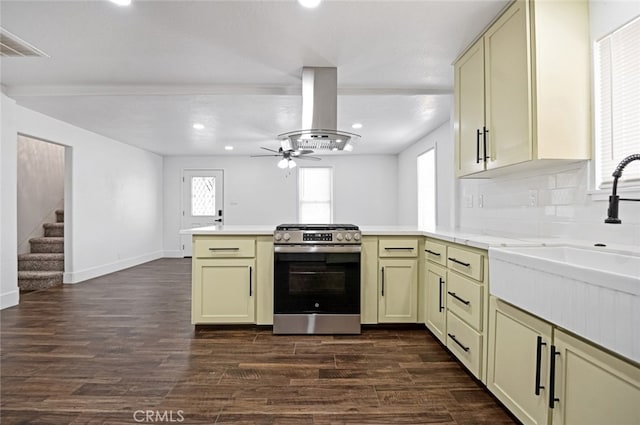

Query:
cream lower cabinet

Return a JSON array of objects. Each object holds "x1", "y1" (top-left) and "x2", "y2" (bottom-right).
[
  {"x1": 551, "y1": 330, "x2": 640, "y2": 425},
  {"x1": 378, "y1": 238, "x2": 418, "y2": 323},
  {"x1": 488, "y1": 296, "x2": 640, "y2": 425},
  {"x1": 488, "y1": 297, "x2": 553, "y2": 425},
  {"x1": 192, "y1": 236, "x2": 257, "y2": 324},
  {"x1": 425, "y1": 263, "x2": 447, "y2": 343}
]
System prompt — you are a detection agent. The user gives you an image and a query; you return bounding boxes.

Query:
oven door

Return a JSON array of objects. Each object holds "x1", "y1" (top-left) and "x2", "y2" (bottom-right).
[{"x1": 274, "y1": 248, "x2": 360, "y2": 315}]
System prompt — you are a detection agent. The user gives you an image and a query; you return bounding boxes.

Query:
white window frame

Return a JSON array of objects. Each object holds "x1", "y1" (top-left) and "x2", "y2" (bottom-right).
[
  {"x1": 297, "y1": 166, "x2": 334, "y2": 224},
  {"x1": 417, "y1": 148, "x2": 437, "y2": 231},
  {"x1": 591, "y1": 14, "x2": 640, "y2": 199}
]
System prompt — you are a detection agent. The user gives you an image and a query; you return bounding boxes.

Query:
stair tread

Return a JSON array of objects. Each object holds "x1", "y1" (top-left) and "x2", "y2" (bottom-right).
[
  {"x1": 29, "y1": 237, "x2": 64, "y2": 243},
  {"x1": 55, "y1": 209, "x2": 64, "y2": 214},
  {"x1": 18, "y1": 253, "x2": 64, "y2": 260},
  {"x1": 43, "y1": 223, "x2": 64, "y2": 228},
  {"x1": 18, "y1": 271, "x2": 64, "y2": 279}
]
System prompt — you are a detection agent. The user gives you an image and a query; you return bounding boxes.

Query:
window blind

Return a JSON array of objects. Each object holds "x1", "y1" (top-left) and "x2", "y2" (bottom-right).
[
  {"x1": 595, "y1": 15, "x2": 640, "y2": 187},
  {"x1": 298, "y1": 167, "x2": 333, "y2": 223}
]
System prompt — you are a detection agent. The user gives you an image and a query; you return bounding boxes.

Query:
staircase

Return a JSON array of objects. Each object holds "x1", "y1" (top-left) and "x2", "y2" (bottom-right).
[{"x1": 18, "y1": 209, "x2": 64, "y2": 291}]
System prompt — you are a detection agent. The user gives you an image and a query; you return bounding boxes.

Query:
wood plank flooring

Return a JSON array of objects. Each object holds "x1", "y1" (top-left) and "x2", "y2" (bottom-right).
[{"x1": 1, "y1": 258, "x2": 517, "y2": 424}]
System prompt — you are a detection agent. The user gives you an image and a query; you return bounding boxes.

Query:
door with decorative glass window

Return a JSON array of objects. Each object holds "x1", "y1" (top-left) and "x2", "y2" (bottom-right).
[{"x1": 181, "y1": 170, "x2": 224, "y2": 257}]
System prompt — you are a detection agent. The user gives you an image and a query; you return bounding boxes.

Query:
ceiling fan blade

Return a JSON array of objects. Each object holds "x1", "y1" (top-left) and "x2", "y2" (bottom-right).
[
  {"x1": 291, "y1": 149, "x2": 314, "y2": 156},
  {"x1": 260, "y1": 147, "x2": 281, "y2": 153},
  {"x1": 297, "y1": 156, "x2": 322, "y2": 161},
  {"x1": 250, "y1": 154, "x2": 280, "y2": 157}
]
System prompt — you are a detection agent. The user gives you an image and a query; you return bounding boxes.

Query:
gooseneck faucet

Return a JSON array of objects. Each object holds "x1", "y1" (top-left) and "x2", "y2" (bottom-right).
[{"x1": 605, "y1": 154, "x2": 640, "y2": 224}]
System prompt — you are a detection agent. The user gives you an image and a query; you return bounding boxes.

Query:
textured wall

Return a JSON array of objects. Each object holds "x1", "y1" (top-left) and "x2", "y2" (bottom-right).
[{"x1": 17, "y1": 136, "x2": 65, "y2": 254}]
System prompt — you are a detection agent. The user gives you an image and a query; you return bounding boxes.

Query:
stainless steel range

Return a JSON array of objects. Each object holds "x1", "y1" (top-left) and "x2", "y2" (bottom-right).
[{"x1": 273, "y1": 224, "x2": 361, "y2": 334}]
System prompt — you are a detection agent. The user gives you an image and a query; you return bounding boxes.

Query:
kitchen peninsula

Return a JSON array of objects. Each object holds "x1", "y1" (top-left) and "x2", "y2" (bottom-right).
[{"x1": 181, "y1": 224, "x2": 639, "y2": 425}]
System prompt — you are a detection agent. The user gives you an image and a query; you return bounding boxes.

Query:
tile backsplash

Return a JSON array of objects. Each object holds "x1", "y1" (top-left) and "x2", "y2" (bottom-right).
[{"x1": 458, "y1": 161, "x2": 640, "y2": 246}]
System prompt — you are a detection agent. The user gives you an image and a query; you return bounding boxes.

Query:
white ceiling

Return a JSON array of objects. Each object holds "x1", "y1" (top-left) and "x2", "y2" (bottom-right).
[{"x1": 0, "y1": 0, "x2": 509, "y2": 156}]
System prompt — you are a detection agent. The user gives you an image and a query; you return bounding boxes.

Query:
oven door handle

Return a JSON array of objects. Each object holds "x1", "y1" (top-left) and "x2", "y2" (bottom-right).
[{"x1": 274, "y1": 245, "x2": 361, "y2": 253}]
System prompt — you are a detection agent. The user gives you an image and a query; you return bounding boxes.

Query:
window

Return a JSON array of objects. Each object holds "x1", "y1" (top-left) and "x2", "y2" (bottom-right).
[
  {"x1": 417, "y1": 149, "x2": 436, "y2": 231},
  {"x1": 594, "y1": 15, "x2": 640, "y2": 188},
  {"x1": 298, "y1": 167, "x2": 333, "y2": 223}
]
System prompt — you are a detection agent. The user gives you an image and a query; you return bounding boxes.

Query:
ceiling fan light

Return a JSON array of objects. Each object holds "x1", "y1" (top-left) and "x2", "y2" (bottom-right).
[
  {"x1": 288, "y1": 159, "x2": 297, "y2": 169},
  {"x1": 278, "y1": 158, "x2": 289, "y2": 169}
]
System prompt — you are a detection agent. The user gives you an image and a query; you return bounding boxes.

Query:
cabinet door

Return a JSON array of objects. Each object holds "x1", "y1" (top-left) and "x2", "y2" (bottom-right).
[
  {"x1": 378, "y1": 259, "x2": 418, "y2": 323},
  {"x1": 192, "y1": 258, "x2": 255, "y2": 324},
  {"x1": 551, "y1": 330, "x2": 640, "y2": 425},
  {"x1": 487, "y1": 297, "x2": 552, "y2": 425},
  {"x1": 455, "y1": 38, "x2": 486, "y2": 177},
  {"x1": 425, "y1": 263, "x2": 447, "y2": 344},
  {"x1": 484, "y1": 0, "x2": 532, "y2": 170}
]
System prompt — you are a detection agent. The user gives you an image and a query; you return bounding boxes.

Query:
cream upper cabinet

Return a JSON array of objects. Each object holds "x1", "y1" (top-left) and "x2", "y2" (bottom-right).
[
  {"x1": 455, "y1": 38, "x2": 486, "y2": 176},
  {"x1": 454, "y1": 0, "x2": 590, "y2": 178},
  {"x1": 551, "y1": 330, "x2": 640, "y2": 425},
  {"x1": 487, "y1": 297, "x2": 553, "y2": 425}
]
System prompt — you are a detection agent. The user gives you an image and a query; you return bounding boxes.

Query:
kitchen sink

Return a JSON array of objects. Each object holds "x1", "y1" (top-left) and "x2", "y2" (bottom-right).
[{"x1": 489, "y1": 244, "x2": 640, "y2": 363}]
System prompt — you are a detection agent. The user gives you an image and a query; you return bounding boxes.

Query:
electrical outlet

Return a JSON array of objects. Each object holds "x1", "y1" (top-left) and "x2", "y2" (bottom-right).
[
  {"x1": 478, "y1": 194, "x2": 484, "y2": 208},
  {"x1": 528, "y1": 189, "x2": 538, "y2": 207}
]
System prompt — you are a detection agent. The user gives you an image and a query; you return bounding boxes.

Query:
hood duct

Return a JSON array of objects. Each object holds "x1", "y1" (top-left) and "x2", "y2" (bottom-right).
[{"x1": 278, "y1": 67, "x2": 360, "y2": 152}]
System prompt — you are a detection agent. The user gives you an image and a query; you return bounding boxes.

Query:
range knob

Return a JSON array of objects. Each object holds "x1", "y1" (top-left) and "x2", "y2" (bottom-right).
[
  {"x1": 354, "y1": 233, "x2": 361, "y2": 241},
  {"x1": 345, "y1": 233, "x2": 353, "y2": 241},
  {"x1": 283, "y1": 233, "x2": 291, "y2": 241},
  {"x1": 336, "y1": 233, "x2": 344, "y2": 241},
  {"x1": 274, "y1": 233, "x2": 282, "y2": 241}
]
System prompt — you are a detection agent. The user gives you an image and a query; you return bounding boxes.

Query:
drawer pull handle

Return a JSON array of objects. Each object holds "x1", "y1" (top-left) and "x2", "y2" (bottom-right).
[
  {"x1": 448, "y1": 333, "x2": 470, "y2": 352},
  {"x1": 447, "y1": 291, "x2": 470, "y2": 306},
  {"x1": 448, "y1": 257, "x2": 471, "y2": 267},
  {"x1": 209, "y1": 247, "x2": 240, "y2": 251},
  {"x1": 385, "y1": 247, "x2": 415, "y2": 251},
  {"x1": 425, "y1": 249, "x2": 441, "y2": 256},
  {"x1": 549, "y1": 345, "x2": 561, "y2": 408},
  {"x1": 535, "y1": 336, "x2": 546, "y2": 396}
]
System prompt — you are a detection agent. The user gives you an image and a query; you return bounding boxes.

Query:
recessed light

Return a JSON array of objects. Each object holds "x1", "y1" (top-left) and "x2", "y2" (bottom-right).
[
  {"x1": 192, "y1": 123, "x2": 205, "y2": 130},
  {"x1": 298, "y1": 0, "x2": 321, "y2": 8},
  {"x1": 110, "y1": 0, "x2": 131, "y2": 6},
  {"x1": 224, "y1": 146, "x2": 234, "y2": 151},
  {"x1": 352, "y1": 123, "x2": 363, "y2": 129}
]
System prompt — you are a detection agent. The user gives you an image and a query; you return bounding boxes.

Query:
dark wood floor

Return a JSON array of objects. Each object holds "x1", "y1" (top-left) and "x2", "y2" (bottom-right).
[{"x1": 1, "y1": 258, "x2": 516, "y2": 424}]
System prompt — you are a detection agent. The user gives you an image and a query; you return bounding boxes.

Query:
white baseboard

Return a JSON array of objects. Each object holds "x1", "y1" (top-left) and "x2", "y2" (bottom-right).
[
  {"x1": 0, "y1": 290, "x2": 19, "y2": 310},
  {"x1": 64, "y1": 251, "x2": 164, "y2": 284},
  {"x1": 163, "y1": 250, "x2": 185, "y2": 258}
]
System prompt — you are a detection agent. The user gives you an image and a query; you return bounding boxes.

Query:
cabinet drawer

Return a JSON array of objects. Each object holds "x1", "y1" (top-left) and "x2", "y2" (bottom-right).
[
  {"x1": 447, "y1": 246, "x2": 484, "y2": 281},
  {"x1": 424, "y1": 240, "x2": 447, "y2": 266},
  {"x1": 447, "y1": 312, "x2": 483, "y2": 378},
  {"x1": 379, "y1": 239, "x2": 418, "y2": 257},
  {"x1": 447, "y1": 273, "x2": 483, "y2": 331},
  {"x1": 194, "y1": 238, "x2": 255, "y2": 258}
]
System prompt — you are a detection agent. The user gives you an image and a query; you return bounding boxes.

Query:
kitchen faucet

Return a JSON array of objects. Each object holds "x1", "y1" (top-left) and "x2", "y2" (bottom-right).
[{"x1": 605, "y1": 154, "x2": 640, "y2": 224}]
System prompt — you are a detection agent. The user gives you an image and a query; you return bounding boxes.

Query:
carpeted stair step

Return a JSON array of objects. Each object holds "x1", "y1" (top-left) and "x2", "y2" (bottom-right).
[
  {"x1": 29, "y1": 237, "x2": 64, "y2": 254},
  {"x1": 43, "y1": 222, "x2": 64, "y2": 237},
  {"x1": 55, "y1": 209, "x2": 64, "y2": 223},
  {"x1": 18, "y1": 271, "x2": 63, "y2": 291},
  {"x1": 18, "y1": 253, "x2": 64, "y2": 271}
]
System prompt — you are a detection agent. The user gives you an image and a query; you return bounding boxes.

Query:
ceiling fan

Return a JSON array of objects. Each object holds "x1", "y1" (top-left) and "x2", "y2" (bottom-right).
[{"x1": 251, "y1": 147, "x2": 321, "y2": 169}]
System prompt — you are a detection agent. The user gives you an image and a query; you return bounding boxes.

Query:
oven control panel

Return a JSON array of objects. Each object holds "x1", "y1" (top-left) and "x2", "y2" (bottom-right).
[
  {"x1": 274, "y1": 230, "x2": 361, "y2": 245},
  {"x1": 303, "y1": 232, "x2": 333, "y2": 242}
]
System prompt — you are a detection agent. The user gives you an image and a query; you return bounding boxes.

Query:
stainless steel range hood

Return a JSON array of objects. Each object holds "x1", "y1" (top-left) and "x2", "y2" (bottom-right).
[{"x1": 279, "y1": 67, "x2": 360, "y2": 152}]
